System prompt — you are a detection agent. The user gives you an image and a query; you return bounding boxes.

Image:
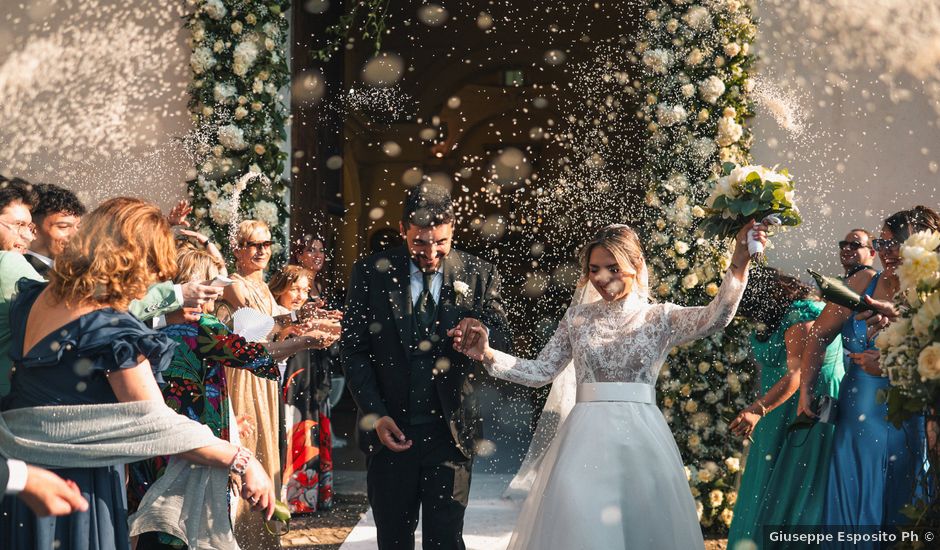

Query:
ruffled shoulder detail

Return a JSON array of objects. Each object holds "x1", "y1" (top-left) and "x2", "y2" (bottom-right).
[
  {"x1": 779, "y1": 299, "x2": 824, "y2": 333},
  {"x1": 16, "y1": 307, "x2": 176, "y2": 382}
]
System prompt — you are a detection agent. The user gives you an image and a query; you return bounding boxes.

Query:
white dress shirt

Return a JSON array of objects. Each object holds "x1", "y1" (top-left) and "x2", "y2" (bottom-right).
[
  {"x1": 409, "y1": 261, "x2": 442, "y2": 306},
  {"x1": 25, "y1": 250, "x2": 52, "y2": 269},
  {"x1": 5, "y1": 459, "x2": 27, "y2": 494}
]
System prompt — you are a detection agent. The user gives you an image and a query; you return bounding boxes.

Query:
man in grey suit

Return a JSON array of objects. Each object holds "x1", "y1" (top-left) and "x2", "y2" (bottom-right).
[{"x1": 342, "y1": 184, "x2": 511, "y2": 549}]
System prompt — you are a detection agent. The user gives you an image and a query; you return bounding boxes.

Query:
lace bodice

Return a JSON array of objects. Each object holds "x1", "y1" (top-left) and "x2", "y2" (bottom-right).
[{"x1": 486, "y1": 270, "x2": 748, "y2": 387}]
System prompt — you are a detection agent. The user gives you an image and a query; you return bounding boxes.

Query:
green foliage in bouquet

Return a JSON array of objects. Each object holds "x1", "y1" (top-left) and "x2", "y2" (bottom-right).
[{"x1": 701, "y1": 162, "x2": 801, "y2": 240}]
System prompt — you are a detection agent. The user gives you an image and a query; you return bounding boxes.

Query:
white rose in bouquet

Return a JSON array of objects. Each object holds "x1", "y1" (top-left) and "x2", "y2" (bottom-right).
[
  {"x1": 723, "y1": 42, "x2": 741, "y2": 57},
  {"x1": 898, "y1": 231, "x2": 940, "y2": 291},
  {"x1": 917, "y1": 343, "x2": 940, "y2": 381},
  {"x1": 218, "y1": 125, "x2": 248, "y2": 151},
  {"x1": 876, "y1": 317, "x2": 911, "y2": 349},
  {"x1": 685, "y1": 48, "x2": 705, "y2": 66},
  {"x1": 698, "y1": 76, "x2": 726, "y2": 104}
]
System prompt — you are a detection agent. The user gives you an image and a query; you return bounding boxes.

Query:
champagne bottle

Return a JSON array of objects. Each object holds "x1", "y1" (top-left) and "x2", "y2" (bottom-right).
[{"x1": 806, "y1": 269, "x2": 873, "y2": 312}]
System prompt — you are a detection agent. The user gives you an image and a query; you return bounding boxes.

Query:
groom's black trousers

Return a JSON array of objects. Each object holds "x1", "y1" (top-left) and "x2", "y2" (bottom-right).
[{"x1": 366, "y1": 421, "x2": 472, "y2": 550}]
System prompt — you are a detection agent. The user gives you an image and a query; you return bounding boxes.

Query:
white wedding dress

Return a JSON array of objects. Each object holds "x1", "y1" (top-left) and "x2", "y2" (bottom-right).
[{"x1": 486, "y1": 269, "x2": 747, "y2": 550}]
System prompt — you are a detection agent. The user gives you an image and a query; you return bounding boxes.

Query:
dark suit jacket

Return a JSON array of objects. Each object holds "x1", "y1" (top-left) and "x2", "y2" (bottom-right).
[
  {"x1": 341, "y1": 246, "x2": 511, "y2": 458},
  {"x1": 24, "y1": 253, "x2": 50, "y2": 277}
]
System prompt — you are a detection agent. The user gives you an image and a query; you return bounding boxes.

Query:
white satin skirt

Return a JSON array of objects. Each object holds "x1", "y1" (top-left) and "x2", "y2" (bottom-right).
[{"x1": 506, "y1": 382, "x2": 705, "y2": 550}]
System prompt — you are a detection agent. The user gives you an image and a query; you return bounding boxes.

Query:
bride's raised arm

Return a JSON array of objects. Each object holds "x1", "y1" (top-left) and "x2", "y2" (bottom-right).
[
  {"x1": 453, "y1": 309, "x2": 574, "y2": 388},
  {"x1": 664, "y1": 267, "x2": 749, "y2": 348},
  {"x1": 663, "y1": 220, "x2": 762, "y2": 348}
]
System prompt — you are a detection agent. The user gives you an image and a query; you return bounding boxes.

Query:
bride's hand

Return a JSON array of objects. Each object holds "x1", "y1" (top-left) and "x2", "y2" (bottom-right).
[
  {"x1": 730, "y1": 220, "x2": 769, "y2": 276},
  {"x1": 448, "y1": 323, "x2": 490, "y2": 362}
]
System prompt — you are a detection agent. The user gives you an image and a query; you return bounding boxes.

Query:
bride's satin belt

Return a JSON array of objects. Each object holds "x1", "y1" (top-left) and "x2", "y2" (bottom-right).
[{"x1": 576, "y1": 382, "x2": 655, "y2": 404}]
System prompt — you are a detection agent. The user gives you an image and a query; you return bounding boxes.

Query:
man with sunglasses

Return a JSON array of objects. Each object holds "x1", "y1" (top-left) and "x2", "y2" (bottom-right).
[{"x1": 838, "y1": 229, "x2": 876, "y2": 279}]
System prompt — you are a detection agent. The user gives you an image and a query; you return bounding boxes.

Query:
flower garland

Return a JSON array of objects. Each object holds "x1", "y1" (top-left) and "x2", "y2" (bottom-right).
[
  {"x1": 635, "y1": 0, "x2": 758, "y2": 533},
  {"x1": 186, "y1": 0, "x2": 292, "y2": 269}
]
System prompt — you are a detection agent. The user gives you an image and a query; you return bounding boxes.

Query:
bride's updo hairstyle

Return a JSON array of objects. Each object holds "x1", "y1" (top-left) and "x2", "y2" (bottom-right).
[
  {"x1": 48, "y1": 197, "x2": 177, "y2": 311},
  {"x1": 577, "y1": 224, "x2": 646, "y2": 287}
]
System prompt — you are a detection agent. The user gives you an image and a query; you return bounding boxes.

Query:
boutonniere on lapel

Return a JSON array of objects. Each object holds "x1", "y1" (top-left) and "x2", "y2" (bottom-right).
[{"x1": 453, "y1": 281, "x2": 470, "y2": 298}]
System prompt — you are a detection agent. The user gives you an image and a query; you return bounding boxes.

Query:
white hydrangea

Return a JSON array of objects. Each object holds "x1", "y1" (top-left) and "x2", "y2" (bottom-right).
[
  {"x1": 253, "y1": 200, "x2": 280, "y2": 228},
  {"x1": 656, "y1": 103, "x2": 688, "y2": 127},
  {"x1": 203, "y1": 0, "x2": 227, "y2": 20},
  {"x1": 716, "y1": 115, "x2": 743, "y2": 146},
  {"x1": 190, "y1": 47, "x2": 216, "y2": 74},
  {"x1": 209, "y1": 200, "x2": 237, "y2": 225},
  {"x1": 218, "y1": 124, "x2": 248, "y2": 151},
  {"x1": 698, "y1": 75, "x2": 726, "y2": 104},
  {"x1": 724, "y1": 42, "x2": 742, "y2": 57},
  {"x1": 213, "y1": 82, "x2": 237, "y2": 104},
  {"x1": 681, "y1": 83, "x2": 695, "y2": 98},
  {"x1": 233, "y1": 41, "x2": 260, "y2": 77},
  {"x1": 682, "y1": 273, "x2": 700, "y2": 289},
  {"x1": 642, "y1": 49, "x2": 673, "y2": 74}
]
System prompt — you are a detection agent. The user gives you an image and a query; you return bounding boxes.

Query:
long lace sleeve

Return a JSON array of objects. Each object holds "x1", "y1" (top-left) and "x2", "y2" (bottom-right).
[
  {"x1": 665, "y1": 270, "x2": 748, "y2": 348},
  {"x1": 484, "y1": 310, "x2": 573, "y2": 388}
]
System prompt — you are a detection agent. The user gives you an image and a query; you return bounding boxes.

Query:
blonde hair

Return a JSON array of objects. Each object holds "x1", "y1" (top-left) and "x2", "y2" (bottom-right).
[
  {"x1": 48, "y1": 197, "x2": 177, "y2": 311},
  {"x1": 268, "y1": 264, "x2": 313, "y2": 298},
  {"x1": 578, "y1": 225, "x2": 645, "y2": 287},
  {"x1": 174, "y1": 241, "x2": 224, "y2": 284},
  {"x1": 233, "y1": 219, "x2": 270, "y2": 248}
]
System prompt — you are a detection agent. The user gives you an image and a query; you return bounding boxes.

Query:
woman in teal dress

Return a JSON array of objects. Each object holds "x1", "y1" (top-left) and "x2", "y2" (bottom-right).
[
  {"x1": 728, "y1": 268, "x2": 844, "y2": 548},
  {"x1": 799, "y1": 207, "x2": 940, "y2": 548}
]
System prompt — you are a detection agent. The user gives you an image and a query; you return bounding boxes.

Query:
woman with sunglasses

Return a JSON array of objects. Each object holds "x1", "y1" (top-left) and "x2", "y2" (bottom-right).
[
  {"x1": 217, "y1": 220, "x2": 340, "y2": 549},
  {"x1": 799, "y1": 206, "x2": 940, "y2": 543}
]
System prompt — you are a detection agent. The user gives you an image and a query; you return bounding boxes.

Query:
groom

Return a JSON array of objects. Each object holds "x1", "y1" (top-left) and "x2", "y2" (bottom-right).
[{"x1": 342, "y1": 183, "x2": 510, "y2": 550}]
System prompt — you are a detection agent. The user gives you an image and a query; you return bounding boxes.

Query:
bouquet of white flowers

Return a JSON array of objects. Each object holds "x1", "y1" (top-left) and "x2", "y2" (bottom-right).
[
  {"x1": 879, "y1": 230, "x2": 940, "y2": 427},
  {"x1": 701, "y1": 163, "x2": 801, "y2": 259}
]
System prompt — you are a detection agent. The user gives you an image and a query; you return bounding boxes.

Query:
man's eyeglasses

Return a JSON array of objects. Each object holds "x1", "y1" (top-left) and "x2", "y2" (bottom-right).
[
  {"x1": 241, "y1": 240, "x2": 273, "y2": 250},
  {"x1": 872, "y1": 238, "x2": 902, "y2": 252},
  {"x1": 0, "y1": 218, "x2": 36, "y2": 237},
  {"x1": 838, "y1": 240, "x2": 870, "y2": 251}
]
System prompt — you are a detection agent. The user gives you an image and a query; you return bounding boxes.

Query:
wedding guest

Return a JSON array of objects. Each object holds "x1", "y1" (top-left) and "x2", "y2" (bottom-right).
[
  {"x1": 799, "y1": 205, "x2": 940, "y2": 543},
  {"x1": 270, "y1": 265, "x2": 334, "y2": 513},
  {"x1": 0, "y1": 186, "x2": 220, "y2": 396},
  {"x1": 0, "y1": 181, "x2": 42, "y2": 396},
  {"x1": 24, "y1": 183, "x2": 86, "y2": 276},
  {"x1": 129, "y1": 243, "x2": 331, "y2": 549},
  {"x1": 219, "y1": 219, "x2": 340, "y2": 550},
  {"x1": 837, "y1": 229, "x2": 876, "y2": 280},
  {"x1": 727, "y1": 267, "x2": 844, "y2": 547},
  {"x1": 0, "y1": 197, "x2": 275, "y2": 550}
]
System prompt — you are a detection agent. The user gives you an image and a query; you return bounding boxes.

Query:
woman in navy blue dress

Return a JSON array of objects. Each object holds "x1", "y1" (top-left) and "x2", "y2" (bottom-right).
[
  {"x1": 0, "y1": 197, "x2": 275, "y2": 550},
  {"x1": 799, "y1": 206, "x2": 940, "y2": 544}
]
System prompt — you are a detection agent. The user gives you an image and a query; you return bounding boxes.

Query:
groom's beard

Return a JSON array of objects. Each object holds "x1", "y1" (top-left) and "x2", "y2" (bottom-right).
[{"x1": 412, "y1": 250, "x2": 447, "y2": 272}]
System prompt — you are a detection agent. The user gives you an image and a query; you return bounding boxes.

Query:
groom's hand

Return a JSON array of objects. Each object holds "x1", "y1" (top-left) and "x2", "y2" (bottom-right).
[
  {"x1": 374, "y1": 416, "x2": 413, "y2": 452},
  {"x1": 449, "y1": 318, "x2": 487, "y2": 353}
]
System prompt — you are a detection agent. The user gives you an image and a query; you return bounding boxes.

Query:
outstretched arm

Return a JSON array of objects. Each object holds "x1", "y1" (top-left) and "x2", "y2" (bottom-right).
[
  {"x1": 451, "y1": 310, "x2": 573, "y2": 388},
  {"x1": 665, "y1": 221, "x2": 765, "y2": 348}
]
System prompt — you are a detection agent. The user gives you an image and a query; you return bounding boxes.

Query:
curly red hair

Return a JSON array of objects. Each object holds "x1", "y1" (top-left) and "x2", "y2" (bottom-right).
[{"x1": 47, "y1": 197, "x2": 177, "y2": 311}]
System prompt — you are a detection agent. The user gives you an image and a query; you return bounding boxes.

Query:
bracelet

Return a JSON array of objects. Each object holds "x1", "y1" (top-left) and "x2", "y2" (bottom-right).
[
  {"x1": 229, "y1": 446, "x2": 251, "y2": 476},
  {"x1": 754, "y1": 399, "x2": 768, "y2": 417}
]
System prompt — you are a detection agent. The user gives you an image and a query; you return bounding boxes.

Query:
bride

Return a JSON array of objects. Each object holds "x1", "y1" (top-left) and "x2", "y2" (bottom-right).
[{"x1": 449, "y1": 221, "x2": 767, "y2": 549}]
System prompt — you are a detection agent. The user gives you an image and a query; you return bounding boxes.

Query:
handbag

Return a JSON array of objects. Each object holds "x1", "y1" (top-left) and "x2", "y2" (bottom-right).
[{"x1": 787, "y1": 395, "x2": 838, "y2": 434}]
